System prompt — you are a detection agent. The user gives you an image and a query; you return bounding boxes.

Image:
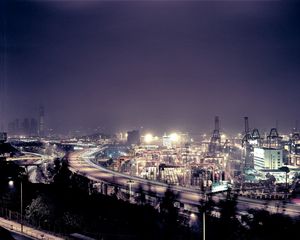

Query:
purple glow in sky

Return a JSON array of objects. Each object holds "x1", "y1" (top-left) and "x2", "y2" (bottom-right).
[{"x1": 1, "y1": 0, "x2": 300, "y2": 134}]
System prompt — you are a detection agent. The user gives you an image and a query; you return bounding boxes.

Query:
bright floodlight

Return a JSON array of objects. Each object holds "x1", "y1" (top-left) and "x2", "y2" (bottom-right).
[
  {"x1": 169, "y1": 133, "x2": 180, "y2": 142},
  {"x1": 144, "y1": 133, "x2": 154, "y2": 143},
  {"x1": 8, "y1": 180, "x2": 14, "y2": 188},
  {"x1": 190, "y1": 213, "x2": 197, "y2": 221}
]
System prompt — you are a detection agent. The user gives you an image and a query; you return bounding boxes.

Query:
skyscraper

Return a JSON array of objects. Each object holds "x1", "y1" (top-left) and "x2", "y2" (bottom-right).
[
  {"x1": 30, "y1": 118, "x2": 38, "y2": 136},
  {"x1": 22, "y1": 118, "x2": 30, "y2": 135},
  {"x1": 38, "y1": 105, "x2": 45, "y2": 137}
]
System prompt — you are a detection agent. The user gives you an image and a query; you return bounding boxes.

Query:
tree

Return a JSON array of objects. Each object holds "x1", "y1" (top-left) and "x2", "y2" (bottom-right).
[
  {"x1": 53, "y1": 160, "x2": 72, "y2": 188},
  {"x1": 279, "y1": 166, "x2": 290, "y2": 192},
  {"x1": 159, "y1": 186, "x2": 179, "y2": 239},
  {"x1": 62, "y1": 212, "x2": 82, "y2": 232},
  {"x1": 219, "y1": 193, "x2": 237, "y2": 221},
  {"x1": 25, "y1": 196, "x2": 51, "y2": 226},
  {"x1": 136, "y1": 184, "x2": 146, "y2": 205},
  {"x1": 217, "y1": 190, "x2": 243, "y2": 240},
  {"x1": 245, "y1": 209, "x2": 297, "y2": 239}
]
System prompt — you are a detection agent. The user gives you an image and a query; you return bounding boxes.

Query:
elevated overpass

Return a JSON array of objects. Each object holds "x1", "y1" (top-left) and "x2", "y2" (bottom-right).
[
  {"x1": 6, "y1": 152, "x2": 52, "y2": 166},
  {"x1": 68, "y1": 149, "x2": 300, "y2": 217}
]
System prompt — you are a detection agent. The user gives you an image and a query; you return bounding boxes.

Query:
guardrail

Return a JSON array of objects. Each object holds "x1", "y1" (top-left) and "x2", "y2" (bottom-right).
[
  {"x1": 238, "y1": 191, "x2": 291, "y2": 200},
  {"x1": 0, "y1": 217, "x2": 64, "y2": 240},
  {"x1": 0, "y1": 208, "x2": 64, "y2": 240}
]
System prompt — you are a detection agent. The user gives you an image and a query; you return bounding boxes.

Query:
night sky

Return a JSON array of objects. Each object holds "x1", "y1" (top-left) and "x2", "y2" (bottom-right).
[{"x1": 1, "y1": 0, "x2": 300, "y2": 134}]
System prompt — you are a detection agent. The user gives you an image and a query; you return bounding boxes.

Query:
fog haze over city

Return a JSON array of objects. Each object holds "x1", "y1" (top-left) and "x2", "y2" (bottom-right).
[
  {"x1": 2, "y1": 0, "x2": 300, "y2": 134},
  {"x1": 1, "y1": 2, "x2": 300, "y2": 240}
]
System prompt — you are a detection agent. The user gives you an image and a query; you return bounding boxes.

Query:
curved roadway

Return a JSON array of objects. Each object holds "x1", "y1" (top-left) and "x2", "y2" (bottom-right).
[{"x1": 68, "y1": 149, "x2": 300, "y2": 217}]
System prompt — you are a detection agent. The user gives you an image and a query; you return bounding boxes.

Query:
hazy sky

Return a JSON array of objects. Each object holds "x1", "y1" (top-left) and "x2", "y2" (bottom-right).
[{"x1": 1, "y1": 0, "x2": 300, "y2": 134}]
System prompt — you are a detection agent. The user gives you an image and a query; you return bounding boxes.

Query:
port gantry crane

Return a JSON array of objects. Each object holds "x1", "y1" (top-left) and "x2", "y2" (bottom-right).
[{"x1": 209, "y1": 116, "x2": 221, "y2": 156}]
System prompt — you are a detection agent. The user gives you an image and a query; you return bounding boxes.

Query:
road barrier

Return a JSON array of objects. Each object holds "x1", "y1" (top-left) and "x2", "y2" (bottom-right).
[{"x1": 0, "y1": 208, "x2": 64, "y2": 240}]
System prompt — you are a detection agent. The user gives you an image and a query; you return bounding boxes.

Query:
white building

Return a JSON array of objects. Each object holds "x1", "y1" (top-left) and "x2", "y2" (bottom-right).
[
  {"x1": 163, "y1": 135, "x2": 172, "y2": 148},
  {"x1": 254, "y1": 147, "x2": 283, "y2": 170}
]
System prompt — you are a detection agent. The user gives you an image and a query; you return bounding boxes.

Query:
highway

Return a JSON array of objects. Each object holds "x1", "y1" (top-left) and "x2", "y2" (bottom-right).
[
  {"x1": 68, "y1": 149, "x2": 300, "y2": 217},
  {"x1": 0, "y1": 217, "x2": 64, "y2": 240}
]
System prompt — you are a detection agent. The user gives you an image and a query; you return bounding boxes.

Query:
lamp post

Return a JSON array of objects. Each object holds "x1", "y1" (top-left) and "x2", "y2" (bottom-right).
[
  {"x1": 20, "y1": 179, "x2": 23, "y2": 233},
  {"x1": 199, "y1": 192, "x2": 208, "y2": 240},
  {"x1": 127, "y1": 180, "x2": 134, "y2": 203},
  {"x1": 203, "y1": 209, "x2": 206, "y2": 240},
  {"x1": 8, "y1": 176, "x2": 24, "y2": 233},
  {"x1": 202, "y1": 193, "x2": 207, "y2": 240},
  {"x1": 17, "y1": 173, "x2": 26, "y2": 233}
]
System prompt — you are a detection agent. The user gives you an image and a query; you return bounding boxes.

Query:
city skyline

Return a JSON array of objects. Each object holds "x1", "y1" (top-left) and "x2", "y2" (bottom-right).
[
  {"x1": 1, "y1": 0, "x2": 300, "y2": 133},
  {"x1": 1, "y1": 2, "x2": 300, "y2": 238}
]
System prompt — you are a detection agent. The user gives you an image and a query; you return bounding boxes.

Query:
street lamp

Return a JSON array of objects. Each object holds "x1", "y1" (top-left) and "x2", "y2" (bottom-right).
[
  {"x1": 127, "y1": 180, "x2": 134, "y2": 203},
  {"x1": 7, "y1": 176, "x2": 24, "y2": 233},
  {"x1": 201, "y1": 194, "x2": 207, "y2": 240},
  {"x1": 17, "y1": 173, "x2": 26, "y2": 233},
  {"x1": 189, "y1": 212, "x2": 198, "y2": 230},
  {"x1": 8, "y1": 180, "x2": 14, "y2": 188},
  {"x1": 190, "y1": 212, "x2": 197, "y2": 220},
  {"x1": 20, "y1": 179, "x2": 23, "y2": 233},
  {"x1": 203, "y1": 207, "x2": 206, "y2": 240},
  {"x1": 199, "y1": 193, "x2": 208, "y2": 240}
]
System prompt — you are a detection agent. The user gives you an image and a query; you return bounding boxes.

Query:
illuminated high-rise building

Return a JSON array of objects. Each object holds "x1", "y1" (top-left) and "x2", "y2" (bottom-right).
[
  {"x1": 254, "y1": 147, "x2": 283, "y2": 170},
  {"x1": 38, "y1": 105, "x2": 45, "y2": 137},
  {"x1": 30, "y1": 118, "x2": 38, "y2": 136}
]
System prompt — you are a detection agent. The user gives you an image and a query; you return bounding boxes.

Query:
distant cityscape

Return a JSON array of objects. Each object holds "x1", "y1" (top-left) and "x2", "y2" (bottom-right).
[
  {"x1": 1, "y1": 0, "x2": 300, "y2": 239},
  {"x1": 2, "y1": 115, "x2": 300, "y2": 191},
  {"x1": 1, "y1": 114, "x2": 300, "y2": 239},
  {"x1": 7, "y1": 106, "x2": 45, "y2": 137}
]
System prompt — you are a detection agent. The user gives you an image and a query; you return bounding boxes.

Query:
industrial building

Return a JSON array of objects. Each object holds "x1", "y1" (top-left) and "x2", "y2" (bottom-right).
[{"x1": 254, "y1": 147, "x2": 283, "y2": 170}]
